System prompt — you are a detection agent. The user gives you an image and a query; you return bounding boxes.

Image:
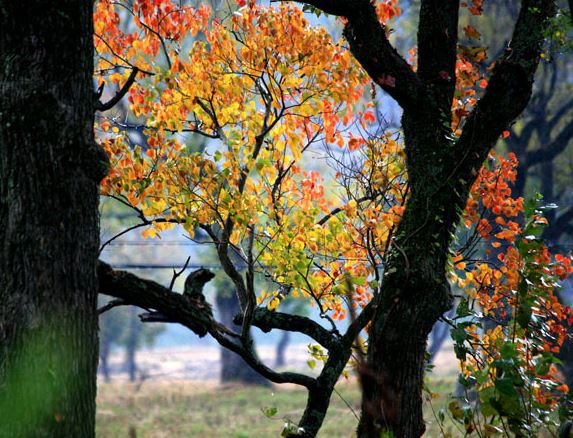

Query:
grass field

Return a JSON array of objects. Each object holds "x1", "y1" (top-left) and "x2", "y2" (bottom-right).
[{"x1": 96, "y1": 377, "x2": 462, "y2": 437}]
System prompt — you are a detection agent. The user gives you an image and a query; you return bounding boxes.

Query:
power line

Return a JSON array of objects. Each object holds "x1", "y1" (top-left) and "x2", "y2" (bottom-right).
[
  {"x1": 110, "y1": 263, "x2": 225, "y2": 270},
  {"x1": 103, "y1": 241, "x2": 204, "y2": 247}
]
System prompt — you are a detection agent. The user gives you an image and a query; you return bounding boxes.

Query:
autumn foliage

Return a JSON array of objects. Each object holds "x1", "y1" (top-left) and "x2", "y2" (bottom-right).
[{"x1": 94, "y1": 0, "x2": 573, "y2": 435}]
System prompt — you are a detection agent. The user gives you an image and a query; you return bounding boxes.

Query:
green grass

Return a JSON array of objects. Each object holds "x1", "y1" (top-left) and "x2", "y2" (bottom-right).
[{"x1": 96, "y1": 377, "x2": 462, "y2": 437}]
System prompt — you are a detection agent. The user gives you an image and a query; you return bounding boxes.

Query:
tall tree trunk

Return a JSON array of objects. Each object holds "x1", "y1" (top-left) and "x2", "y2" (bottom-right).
[
  {"x1": 344, "y1": 0, "x2": 554, "y2": 433},
  {"x1": 216, "y1": 290, "x2": 270, "y2": 385},
  {"x1": 0, "y1": 1, "x2": 107, "y2": 436},
  {"x1": 357, "y1": 114, "x2": 462, "y2": 437}
]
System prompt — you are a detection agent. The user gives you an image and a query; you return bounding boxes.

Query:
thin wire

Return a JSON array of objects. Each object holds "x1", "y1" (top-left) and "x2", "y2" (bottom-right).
[
  {"x1": 103, "y1": 241, "x2": 204, "y2": 247},
  {"x1": 110, "y1": 263, "x2": 225, "y2": 270}
]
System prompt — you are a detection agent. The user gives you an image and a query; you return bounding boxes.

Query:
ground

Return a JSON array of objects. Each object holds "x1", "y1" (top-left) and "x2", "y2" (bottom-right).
[{"x1": 96, "y1": 343, "x2": 461, "y2": 436}]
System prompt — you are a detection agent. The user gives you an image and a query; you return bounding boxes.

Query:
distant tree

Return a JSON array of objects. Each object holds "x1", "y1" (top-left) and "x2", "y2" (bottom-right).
[{"x1": 98, "y1": 302, "x2": 164, "y2": 382}]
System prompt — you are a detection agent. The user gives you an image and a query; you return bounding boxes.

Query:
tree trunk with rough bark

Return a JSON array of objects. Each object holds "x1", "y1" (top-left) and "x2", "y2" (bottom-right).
[
  {"x1": 343, "y1": 1, "x2": 555, "y2": 435},
  {"x1": 0, "y1": 1, "x2": 107, "y2": 436},
  {"x1": 357, "y1": 110, "x2": 464, "y2": 437}
]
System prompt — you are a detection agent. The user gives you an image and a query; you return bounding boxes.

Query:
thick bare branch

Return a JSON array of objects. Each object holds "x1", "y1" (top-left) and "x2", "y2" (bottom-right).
[
  {"x1": 98, "y1": 260, "x2": 213, "y2": 336},
  {"x1": 527, "y1": 118, "x2": 573, "y2": 165},
  {"x1": 98, "y1": 260, "x2": 316, "y2": 388},
  {"x1": 342, "y1": 1, "x2": 421, "y2": 110},
  {"x1": 457, "y1": 0, "x2": 556, "y2": 173},
  {"x1": 208, "y1": 328, "x2": 316, "y2": 388},
  {"x1": 342, "y1": 295, "x2": 378, "y2": 348},
  {"x1": 235, "y1": 308, "x2": 339, "y2": 350},
  {"x1": 548, "y1": 99, "x2": 573, "y2": 132},
  {"x1": 285, "y1": 0, "x2": 421, "y2": 110}
]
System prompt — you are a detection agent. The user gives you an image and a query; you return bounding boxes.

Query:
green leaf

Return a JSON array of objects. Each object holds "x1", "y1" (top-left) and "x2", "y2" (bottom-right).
[
  {"x1": 261, "y1": 406, "x2": 278, "y2": 418},
  {"x1": 457, "y1": 298, "x2": 472, "y2": 318},
  {"x1": 495, "y1": 377, "x2": 518, "y2": 397}
]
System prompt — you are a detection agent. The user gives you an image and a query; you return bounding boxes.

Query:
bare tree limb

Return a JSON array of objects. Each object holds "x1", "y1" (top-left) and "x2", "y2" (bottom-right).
[
  {"x1": 281, "y1": 0, "x2": 421, "y2": 110},
  {"x1": 99, "y1": 217, "x2": 180, "y2": 253},
  {"x1": 456, "y1": 0, "x2": 556, "y2": 174},
  {"x1": 169, "y1": 256, "x2": 191, "y2": 290},
  {"x1": 235, "y1": 308, "x2": 339, "y2": 351},
  {"x1": 97, "y1": 299, "x2": 126, "y2": 314},
  {"x1": 98, "y1": 260, "x2": 213, "y2": 336},
  {"x1": 97, "y1": 67, "x2": 140, "y2": 112},
  {"x1": 527, "y1": 118, "x2": 573, "y2": 166},
  {"x1": 317, "y1": 195, "x2": 374, "y2": 226},
  {"x1": 97, "y1": 260, "x2": 316, "y2": 388},
  {"x1": 207, "y1": 327, "x2": 316, "y2": 388},
  {"x1": 547, "y1": 99, "x2": 573, "y2": 132}
]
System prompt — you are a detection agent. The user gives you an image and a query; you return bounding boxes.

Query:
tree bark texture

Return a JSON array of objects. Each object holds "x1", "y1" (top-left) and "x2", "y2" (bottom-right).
[{"x1": 0, "y1": 1, "x2": 107, "y2": 436}]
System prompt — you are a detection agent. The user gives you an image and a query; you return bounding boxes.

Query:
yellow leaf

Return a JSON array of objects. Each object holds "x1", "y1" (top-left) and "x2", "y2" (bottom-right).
[{"x1": 142, "y1": 228, "x2": 158, "y2": 239}]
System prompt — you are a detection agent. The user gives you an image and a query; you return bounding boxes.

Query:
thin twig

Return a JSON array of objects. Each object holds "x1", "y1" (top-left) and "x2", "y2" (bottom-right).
[
  {"x1": 333, "y1": 387, "x2": 360, "y2": 422},
  {"x1": 169, "y1": 256, "x2": 191, "y2": 290},
  {"x1": 97, "y1": 67, "x2": 140, "y2": 112},
  {"x1": 98, "y1": 299, "x2": 126, "y2": 314}
]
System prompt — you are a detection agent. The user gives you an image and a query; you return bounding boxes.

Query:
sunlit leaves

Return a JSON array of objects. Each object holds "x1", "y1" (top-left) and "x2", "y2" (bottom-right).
[
  {"x1": 97, "y1": 2, "x2": 405, "y2": 318},
  {"x1": 448, "y1": 152, "x2": 573, "y2": 435}
]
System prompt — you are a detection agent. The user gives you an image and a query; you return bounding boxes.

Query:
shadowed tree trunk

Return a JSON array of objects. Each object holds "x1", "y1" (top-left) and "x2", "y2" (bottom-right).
[
  {"x1": 125, "y1": 306, "x2": 140, "y2": 382},
  {"x1": 216, "y1": 290, "x2": 270, "y2": 385},
  {"x1": 0, "y1": 1, "x2": 108, "y2": 436},
  {"x1": 100, "y1": 334, "x2": 112, "y2": 383}
]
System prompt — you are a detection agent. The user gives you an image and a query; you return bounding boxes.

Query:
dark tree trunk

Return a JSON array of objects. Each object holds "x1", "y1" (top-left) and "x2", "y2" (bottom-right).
[
  {"x1": 357, "y1": 112, "x2": 462, "y2": 437},
  {"x1": 216, "y1": 290, "x2": 270, "y2": 385},
  {"x1": 125, "y1": 306, "x2": 140, "y2": 382},
  {"x1": 0, "y1": 1, "x2": 107, "y2": 436},
  {"x1": 275, "y1": 330, "x2": 290, "y2": 368},
  {"x1": 345, "y1": 0, "x2": 554, "y2": 434}
]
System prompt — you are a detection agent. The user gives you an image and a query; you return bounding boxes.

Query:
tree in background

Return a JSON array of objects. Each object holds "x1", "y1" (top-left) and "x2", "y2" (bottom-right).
[{"x1": 98, "y1": 302, "x2": 165, "y2": 382}]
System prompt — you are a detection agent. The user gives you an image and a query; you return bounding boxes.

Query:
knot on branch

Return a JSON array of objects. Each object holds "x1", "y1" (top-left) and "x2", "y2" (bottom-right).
[{"x1": 97, "y1": 261, "x2": 216, "y2": 337}]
